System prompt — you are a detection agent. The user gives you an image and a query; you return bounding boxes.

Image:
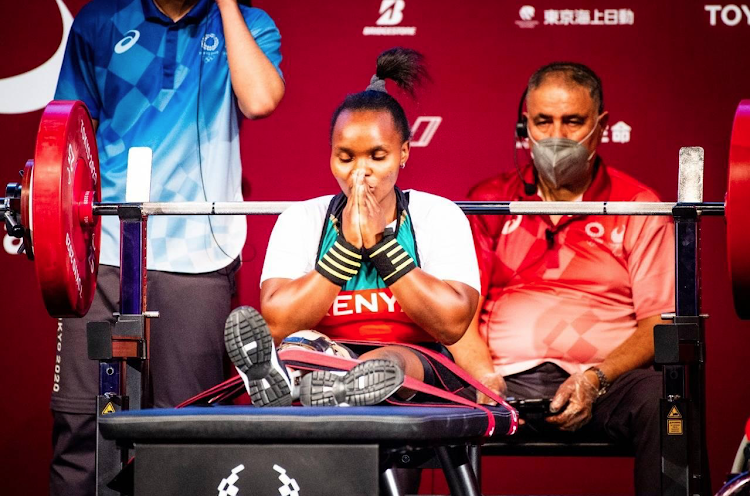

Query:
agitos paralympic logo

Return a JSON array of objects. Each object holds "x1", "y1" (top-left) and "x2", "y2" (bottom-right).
[{"x1": 363, "y1": 0, "x2": 417, "y2": 36}]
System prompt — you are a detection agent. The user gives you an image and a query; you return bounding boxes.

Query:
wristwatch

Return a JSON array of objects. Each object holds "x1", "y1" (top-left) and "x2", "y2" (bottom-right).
[{"x1": 586, "y1": 366, "x2": 611, "y2": 396}]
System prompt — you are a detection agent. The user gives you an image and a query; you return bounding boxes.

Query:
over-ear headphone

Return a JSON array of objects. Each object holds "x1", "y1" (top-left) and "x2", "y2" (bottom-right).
[
  {"x1": 513, "y1": 87, "x2": 536, "y2": 195},
  {"x1": 515, "y1": 87, "x2": 528, "y2": 139}
]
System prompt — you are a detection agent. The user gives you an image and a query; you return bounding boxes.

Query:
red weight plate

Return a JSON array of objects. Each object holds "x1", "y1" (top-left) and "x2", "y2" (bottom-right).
[
  {"x1": 32, "y1": 101, "x2": 101, "y2": 317},
  {"x1": 727, "y1": 100, "x2": 750, "y2": 320}
]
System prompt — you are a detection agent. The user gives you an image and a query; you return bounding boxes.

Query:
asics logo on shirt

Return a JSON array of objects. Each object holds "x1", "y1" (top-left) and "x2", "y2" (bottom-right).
[{"x1": 114, "y1": 30, "x2": 140, "y2": 54}]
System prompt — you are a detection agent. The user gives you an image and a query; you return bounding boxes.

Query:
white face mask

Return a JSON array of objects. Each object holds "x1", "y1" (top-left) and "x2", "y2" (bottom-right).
[{"x1": 528, "y1": 119, "x2": 599, "y2": 190}]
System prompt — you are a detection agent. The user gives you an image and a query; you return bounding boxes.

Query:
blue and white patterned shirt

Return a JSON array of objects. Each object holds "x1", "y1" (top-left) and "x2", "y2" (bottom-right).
[{"x1": 55, "y1": 0, "x2": 282, "y2": 272}]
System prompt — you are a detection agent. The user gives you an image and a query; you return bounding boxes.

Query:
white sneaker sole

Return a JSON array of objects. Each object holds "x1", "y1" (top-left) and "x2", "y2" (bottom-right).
[
  {"x1": 224, "y1": 306, "x2": 292, "y2": 407},
  {"x1": 299, "y1": 359, "x2": 404, "y2": 407}
]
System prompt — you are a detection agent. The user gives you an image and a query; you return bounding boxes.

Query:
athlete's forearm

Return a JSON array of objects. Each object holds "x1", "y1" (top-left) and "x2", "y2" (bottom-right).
[
  {"x1": 260, "y1": 275, "x2": 340, "y2": 342},
  {"x1": 449, "y1": 307, "x2": 508, "y2": 403},
  {"x1": 389, "y1": 271, "x2": 478, "y2": 345},
  {"x1": 217, "y1": 1, "x2": 284, "y2": 119},
  {"x1": 448, "y1": 296, "x2": 495, "y2": 377}
]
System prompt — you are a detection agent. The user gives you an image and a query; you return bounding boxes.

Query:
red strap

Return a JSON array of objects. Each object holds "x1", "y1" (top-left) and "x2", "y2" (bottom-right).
[
  {"x1": 177, "y1": 346, "x2": 519, "y2": 437},
  {"x1": 280, "y1": 348, "x2": 502, "y2": 437},
  {"x1": 335, "y1": 339, "x2": 519, "y2": 435},
  {"x1": 175, "y1": 376, "x2": 243, "y2": 408}
]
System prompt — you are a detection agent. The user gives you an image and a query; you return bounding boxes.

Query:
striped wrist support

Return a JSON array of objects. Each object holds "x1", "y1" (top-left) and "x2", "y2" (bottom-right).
[
  {"x1": 366, "y1": 234, "x2": 416, "y2": 285},
  {"x1": 315, "y1": 235, "x2": 363, "y2": 286}
]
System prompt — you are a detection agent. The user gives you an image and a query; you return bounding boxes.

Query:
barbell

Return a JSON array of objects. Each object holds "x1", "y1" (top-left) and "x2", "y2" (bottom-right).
[{"x1": 2, "y1": 100, "x2": 750, "y2": 319}]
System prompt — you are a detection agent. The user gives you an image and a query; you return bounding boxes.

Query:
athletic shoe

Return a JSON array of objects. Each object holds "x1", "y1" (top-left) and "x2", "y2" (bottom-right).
[
  {"x1": 299, "y1": 359, "x2": 404, "y2": 407},
  {"x1": 224, "y1": 306, "x2": 293, "y2": 407}
]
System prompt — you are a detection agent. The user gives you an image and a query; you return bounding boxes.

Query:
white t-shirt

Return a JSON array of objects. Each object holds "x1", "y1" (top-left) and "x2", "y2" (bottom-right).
[{"x1": 261, "y1": 189, "x2": 481, "y2": 292}]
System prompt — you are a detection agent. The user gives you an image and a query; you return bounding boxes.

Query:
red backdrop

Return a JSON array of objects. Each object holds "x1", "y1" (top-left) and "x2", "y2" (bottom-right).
[{"x1": 1, "y1": 1, "x2": 748, "y2": 494}]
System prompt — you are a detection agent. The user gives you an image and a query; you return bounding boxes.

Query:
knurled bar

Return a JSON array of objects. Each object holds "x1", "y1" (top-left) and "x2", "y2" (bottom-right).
[{"x1": 92, "y1": 201, "x2": 726, "y2": 217}]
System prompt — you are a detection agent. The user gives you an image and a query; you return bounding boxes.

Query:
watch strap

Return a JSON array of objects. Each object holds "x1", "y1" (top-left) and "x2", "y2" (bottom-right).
[{"x1": 586, "y1": 366, "x2": 611, "y2": 396}]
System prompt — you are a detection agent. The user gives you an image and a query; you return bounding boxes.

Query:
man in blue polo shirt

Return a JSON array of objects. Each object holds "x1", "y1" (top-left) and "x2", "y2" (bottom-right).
[{"x1": 51, "y1": 0, "x2": 284, "y2": 493}]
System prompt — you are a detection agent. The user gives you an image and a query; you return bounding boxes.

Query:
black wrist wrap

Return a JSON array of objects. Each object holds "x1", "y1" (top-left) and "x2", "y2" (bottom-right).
[
  {"x1": 316, "y1": 235, "x2": 363, "y2": 286},
  {"x1": 366, "y1": 234, "x2": 416, "y2": 285}
]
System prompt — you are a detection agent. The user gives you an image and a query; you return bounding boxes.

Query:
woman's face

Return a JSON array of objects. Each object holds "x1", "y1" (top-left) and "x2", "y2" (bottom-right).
[{"x1": 330, "y1": 109, "x2": 409, "y2": 204}]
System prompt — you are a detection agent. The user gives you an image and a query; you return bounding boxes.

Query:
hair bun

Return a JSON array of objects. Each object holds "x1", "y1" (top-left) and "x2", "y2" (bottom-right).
[{"x1": 375, "y1": 47, "x2": 429, "y2": 97}]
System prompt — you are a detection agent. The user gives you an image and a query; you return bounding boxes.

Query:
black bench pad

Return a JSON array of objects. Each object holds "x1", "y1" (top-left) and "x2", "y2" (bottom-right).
[{"x1": 100, "y1": 405, "x2": 513, "y2": 445}]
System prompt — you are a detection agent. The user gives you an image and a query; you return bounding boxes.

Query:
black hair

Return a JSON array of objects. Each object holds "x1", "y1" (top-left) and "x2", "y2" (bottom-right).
[
  {"x1": 527, "y1": 62, "x2": 604, "y2": 114},
  {"x1": 329, "y1": 47, "x2": 429, "y2": 143}
]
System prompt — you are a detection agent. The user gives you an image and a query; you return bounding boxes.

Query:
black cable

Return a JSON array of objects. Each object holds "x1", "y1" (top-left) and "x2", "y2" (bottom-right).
[
  {"x1": 513, "y1": 134, "x2": 536, "y2": 196},
  {"x1": 545, "y1": 228, "x2": 555, "y2": 249},
  {"x1": 196, "y1": 8, "x2": 243, "y2": 264}
]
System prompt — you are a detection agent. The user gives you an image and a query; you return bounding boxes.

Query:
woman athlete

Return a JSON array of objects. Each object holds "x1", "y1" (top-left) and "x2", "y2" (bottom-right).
[{"x1": 225, "y1": 48, "x2": 490, "y2": 408}]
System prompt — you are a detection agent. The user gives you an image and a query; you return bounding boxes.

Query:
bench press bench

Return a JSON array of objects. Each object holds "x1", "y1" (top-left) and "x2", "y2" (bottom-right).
[{"x1": 99, "y1": 404, "x2": 515, "y2": 496}]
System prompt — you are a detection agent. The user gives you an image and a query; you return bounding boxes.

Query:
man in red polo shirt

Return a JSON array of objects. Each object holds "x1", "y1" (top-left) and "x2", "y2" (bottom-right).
[{"x1": 454, "y1": 62, "x2": 674, "y2": 495}]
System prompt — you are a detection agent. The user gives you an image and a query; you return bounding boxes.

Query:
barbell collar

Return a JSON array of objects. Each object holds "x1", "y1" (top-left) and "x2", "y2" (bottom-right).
[{"x1": 91, "y1": 200, "x2": 726, "y2": 217}]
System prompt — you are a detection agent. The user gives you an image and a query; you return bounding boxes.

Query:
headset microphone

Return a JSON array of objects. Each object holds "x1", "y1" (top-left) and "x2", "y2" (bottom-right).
[
  {"x1": 522, "y1": 174, "x2": 536, "y2": 196},
  {"x1": 515, "y1": 90, "x2": 528, "y2": 140},
  {"x1": 514, "y1": 87, "x2": 536, "y2": 196}
]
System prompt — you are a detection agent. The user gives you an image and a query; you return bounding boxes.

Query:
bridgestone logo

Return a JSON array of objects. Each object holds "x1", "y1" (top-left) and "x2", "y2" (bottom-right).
[
  {"x1": 362, "y1": 26, "x2": 416, "y2": 35},
  {"x1": 364, "y1": 0, "x2": 416, "y2": 36}
]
